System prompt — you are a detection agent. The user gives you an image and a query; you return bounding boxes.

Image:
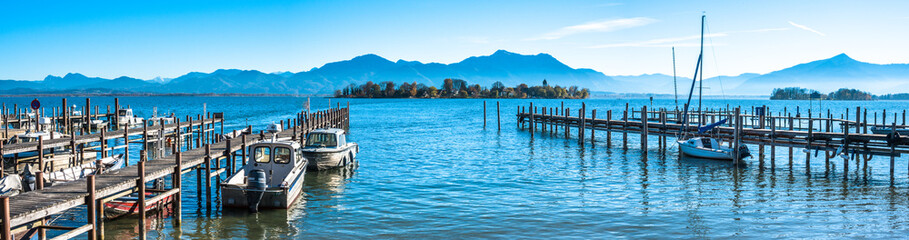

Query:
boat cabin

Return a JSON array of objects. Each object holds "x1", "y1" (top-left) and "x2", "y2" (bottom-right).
[
  {"x1": 305, "y1": 128, "x2": 347, "y2": 149},
  {"x1": 246, "y1": 141, "x2": 306, "y2": 186},
  {"x1": 5, "y1": 131, "x2": 66, "y2": 145}
]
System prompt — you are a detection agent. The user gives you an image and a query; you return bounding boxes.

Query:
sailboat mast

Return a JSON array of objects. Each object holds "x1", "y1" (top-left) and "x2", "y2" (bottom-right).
[
  {"x1": 672, "y1": 47, "x2": 679, "y2": 111},
  {"x1": 679, "y1": 15, "x2": 705, "y2": 134},
  {"x1": 697, "y1": 14, "x2": 705, "y2": 120}
]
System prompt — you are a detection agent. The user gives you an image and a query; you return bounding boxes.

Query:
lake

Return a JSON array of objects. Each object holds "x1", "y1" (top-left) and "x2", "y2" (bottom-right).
[{"x1": 4, "y1": 96, "x2": 909, "y2": 238}]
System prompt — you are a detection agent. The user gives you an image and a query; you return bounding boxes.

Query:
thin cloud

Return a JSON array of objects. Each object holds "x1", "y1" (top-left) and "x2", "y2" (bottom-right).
[
  {"x1": 590, "y1": 33, "x2": 727, "y2": 48},
  {"x1": 528, "y1": 17, "x2": 656, "y2": 41},
  {"x1": 588, "y1": 27, "x2": 789, "y2": 48},
  {"x1": 788, "y1": 21, "x2": 825, "y2": 36}
]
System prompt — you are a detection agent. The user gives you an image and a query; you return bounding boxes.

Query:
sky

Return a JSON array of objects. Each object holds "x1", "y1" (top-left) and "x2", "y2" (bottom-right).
[{"x1": 1, "y1": 0, "x2": 908, "y2": 80}]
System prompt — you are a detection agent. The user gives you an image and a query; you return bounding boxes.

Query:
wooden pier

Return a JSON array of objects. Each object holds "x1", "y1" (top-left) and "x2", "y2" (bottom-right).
[
  {"x1": 0, "y1": 98, "x2": 351, "y2": 240},
  {"x1": 507, "y1": 102, "x2": 909, "y2": 181}
]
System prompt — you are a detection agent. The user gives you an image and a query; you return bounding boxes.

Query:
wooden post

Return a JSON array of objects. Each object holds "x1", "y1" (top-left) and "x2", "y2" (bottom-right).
[
  {"x1": 242, "y1": 134, "x2": 248, "y2": 165},
  {"x1": 138, "y1": 160, "x2": 146, "y2": 240},
  {"x1": 564, "y1": 108, "x2": 569, "y2": 138},
  {"x1": 844, "y1": 118, "x2": 849, "y2": 179},
  {"x1": 890, "y1": 121, "x2": 896, "y2": 182},
  {"x1": 114, "y1": 98, "x2": 119, "y2": 126},
  {"x1": 807, "y1": 109, "x2": 813, "y2": 175},
  {"x1": 86, "y1": 175, "x2": 97, "y2": 240},
  {"x1": 0, "y1": 197, "x2": 8, "y2": 240},
  {"x1": 642, "y1": 105, "x2": 648, "y2": 154},
  {"x1": 205, "y1": 144, "x2": 212, "y2": 210},
  {"x1": 496, "y1": 102, "x2": 501, "y2": 131},
  {"x1": 173, "y1": 151, "x2": 182, "y2": 226},
  {"x1": 527, "y1": 102, "x2": 536, "y2": 138},
  {"x1": 591, "y1": 109, "x2": 596, "y2": 144},
  {"x1": 124, "y1": 125, "x2": 129, "y2": 164},
  {"x1": 623, "y1": 104, "x2": 628, "y2": 149},
  {"x1": 607, "y1": 110, "x2": 612, "y2": 147},
  {"x1": 770, "y1": 117, "x2": 776, "y2": 170},
  {"x1": 733, "y1": 107, "x2": 741, "y2": 165},
  {"x1": 483, "y1": 101, "x2": 486, "y2": 128},
  {"x1": 100, "y1": 128, "x2": 106, "y2": 158},
  {"x1": 38, "y1": 136, "x2": 44, "y2": 175}
]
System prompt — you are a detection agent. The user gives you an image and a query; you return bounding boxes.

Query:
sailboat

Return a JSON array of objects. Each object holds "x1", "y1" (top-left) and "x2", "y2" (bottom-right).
[{"x1": 677, "y1": 14, "x2": 750, "y2": 161}]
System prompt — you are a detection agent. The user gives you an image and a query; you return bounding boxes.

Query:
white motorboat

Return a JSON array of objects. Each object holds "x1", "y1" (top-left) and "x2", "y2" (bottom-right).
[
  {"x1": 116, "y1": 108, "x2": 144, "y2": 127},
  {"x1": 302, "y1": 128, "x2": 358, "y2": 171},
  {"x1": 221, "y1": 124, "x2": 309, "y2": 212},
  {"x1": 678, "y1": 137, "x2": 750, "y2": 161}
]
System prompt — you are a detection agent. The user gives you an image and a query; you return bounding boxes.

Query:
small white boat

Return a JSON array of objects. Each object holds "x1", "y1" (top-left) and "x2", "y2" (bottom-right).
[
  {"x1": 221, "y1": 124, "x2": 308, "y2": 212},
  {"x1": 302, "y1": 128, "x2": 358, "y2": 171},
  {"x1": 21, "y1": 154, "x2": 124, "y2": 191},
  {"x1": 4, "y1": 131, "x2": 67, "y2": 144},
  {"x1": 0, "y1": 175, "x2": 22, "y2": 197},
  {"x1": 678, "y1": 137, "x2": 750, "y2": 161},
  {"x1": 116, "y1": 108, "x2": 144, "y2": 127}
]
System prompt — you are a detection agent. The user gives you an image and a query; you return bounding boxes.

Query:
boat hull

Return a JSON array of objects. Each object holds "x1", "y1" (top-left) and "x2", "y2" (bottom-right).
[
  {"x1": 678, "y1": 140, "x2": 750, "y2": 161},
  {"x1": 104, "y1": 192, "x2": 174, "y2": 219},
  {"x1": 221, "y1": 168, "x2": 306, "y2": 210},
  {"x1": 303, "y1": 144, "x2": 358, "y2": 171}
]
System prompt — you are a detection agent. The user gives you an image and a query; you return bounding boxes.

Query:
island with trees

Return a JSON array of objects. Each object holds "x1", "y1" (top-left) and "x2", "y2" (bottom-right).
[
  {"x1": 334, "y1": 79, "x2": 590, "y2": 99},
  {"x1": 770, "y1": 87, "x2": 874, "y2": 100}
]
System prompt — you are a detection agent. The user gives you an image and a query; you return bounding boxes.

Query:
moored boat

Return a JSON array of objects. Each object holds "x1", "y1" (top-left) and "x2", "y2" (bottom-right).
[
  {"x1": 678, "y1": 137, "x2": 750, "y2": 161},
  {"x1": 302, "y1": 128, "x2": 358, "y2": 170},
  {"x1": 104, "y1": 190, "x2": 174, "y2": 219},
  {"x1": 221, "y1": 124, "x2": 309, "y2": 212}
]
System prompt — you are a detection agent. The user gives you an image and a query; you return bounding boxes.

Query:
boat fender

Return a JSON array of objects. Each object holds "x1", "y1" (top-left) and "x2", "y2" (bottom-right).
[
  {"x1": 246, "y1": 169, "x2": 267, "y2": 213},
  {"x1": 886, "y1": 132, "x2": 900, "y2": 147}
]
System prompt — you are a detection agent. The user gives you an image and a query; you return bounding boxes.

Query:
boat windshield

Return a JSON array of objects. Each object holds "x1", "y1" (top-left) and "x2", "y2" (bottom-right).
[
  {"x1": 254, "y1": 146, "x2": 271, "y2": 163},
  {"x1": 274, "y1": 147, "x2": 291, "y2": 164},
  {"x1": 306, "y1": 133, "x2": 337, "y2": 148},
  {"x1": 118, "y1": 109, "x2": 129, "y2": 116}
]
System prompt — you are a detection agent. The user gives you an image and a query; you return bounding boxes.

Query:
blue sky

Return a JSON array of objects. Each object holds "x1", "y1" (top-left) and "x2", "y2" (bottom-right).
[{"x1": 1, "y1": 0, "x2": 907, "y2": 80}]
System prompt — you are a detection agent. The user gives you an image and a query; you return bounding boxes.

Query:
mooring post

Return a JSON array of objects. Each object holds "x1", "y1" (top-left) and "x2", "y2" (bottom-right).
[
  {"x1": 86, "y1": 175, "x2": 97, "y2": 240},
  {"x1": 564, "y1": 108, "x2": 570, "y2": 138},
  {"x1": 891, "y1": 121, "x2": 896, "y2": 183},
  {"x1": 138, "y1": 160, "x2": 146, "y2": 240},
  {"x1": 113, "y1": 98, "x2": 119, "y2": 126},
  {"x1": 642, "y1": 105, "x2": 648, "y2": 154},
  {"x1": 100, "y1": 128, "x2": 106, "y2": 158},
  {"x1": 607, "y1": 110, "x2": 612, "y2": 147},
  {"x1": 205, "y1": 144, "x2": 212, "y2": 211},
  {"x1": 0, "y1": 196, "x2": 8, "y2": 240},
  {"x1": 771, "y1": 117, "x2": 776, "y2": 170},
  {"x1": 124, "y1": 125, "x2": 129, "y2": 163},
  {"x1": 38, "y1": 135, "x2": 44, "y2": 174},
  {"x1": 844, "y1": 119, "x2": 849, "y2": 179},
  {"x1": 529, "y1": 103, "x2": 534, "y2": 138},
  {"x1": 496, "y1": 102, "x2": 501, "y2": 131},
  {"x1": 483, "y1": 101, "x2": 487, "y2": 129},
  {"x1": 623, "y1": 104, "x2": 628, "y2": 149},
  {"x1": 734, "y1": 107, "x2": 741, "y2": 166},
  {"x1": 591, "y1": 109, "x2": 597, "y2": 144},
  {"x1": 807, "y1": 109, "x2": 813, "y2": 175},
  {"x1": 226, "y1": 139, "x2": 234, "y2": 175},
  {"x1": 173, "y1": 150, "x2": 182, "y2": 227}
]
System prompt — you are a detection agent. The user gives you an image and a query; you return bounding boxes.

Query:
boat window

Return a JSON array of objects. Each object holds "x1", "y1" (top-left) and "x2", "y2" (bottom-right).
[
  {"x1": 118, "y1": 109, "x2": 129, "y2": 115},
  {"x1": 306, "y1": 133, "x2": 337, "y2": 147},
  {"x1": 274, "y1": 147, "x2": 291, "y2": 164},
  {"x1": 254, "y1": 146, "x2": 271, "y2": 163}
]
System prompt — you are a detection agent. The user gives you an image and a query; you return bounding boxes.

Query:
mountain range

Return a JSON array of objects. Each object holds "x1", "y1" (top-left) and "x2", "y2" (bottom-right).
[{"x1": 2, "y1": 50, "x2": 908, "y2": 95}]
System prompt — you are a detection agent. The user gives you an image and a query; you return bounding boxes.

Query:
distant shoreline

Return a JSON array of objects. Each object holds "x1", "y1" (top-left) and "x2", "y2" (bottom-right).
[{"x1": 0, "y1": 92, "x2": 328, "y2": 97}]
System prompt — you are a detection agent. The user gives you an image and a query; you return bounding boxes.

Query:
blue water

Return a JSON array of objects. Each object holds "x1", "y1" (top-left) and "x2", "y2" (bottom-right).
[{"x1": 3, "y1": 96, "x2": 909, "y2": 238}]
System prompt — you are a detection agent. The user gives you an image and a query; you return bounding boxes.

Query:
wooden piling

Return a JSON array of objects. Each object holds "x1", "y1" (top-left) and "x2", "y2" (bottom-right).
[
  {"x1": 529, "y1": 103, "x2": 534, "y2": 138},
  {"x1": 641, "y1": 105, "x2": 648, "y2": 153},
  {"x1": 86, "y1": 175, "x2": 96, "y2": 240},
  {"x1": 496, "y1": 102, "x2": 501, "y2": 131},
  {"x1": 138, "y1": 160, "x2": 146, "y2": 240},
  {"x1": 591, "y1": 109, "x2": 596, "y2": 144},
  {"x1": 606, "y1": 110, "x2": 612, "y2": 147},
  {"x1": 483, "y1": 101, "x2": 486, "y2": 128},
  {"x1": 173, "y1": 151, "x2": 182, "y2": 226},
  {"x1": 205, "y1": 144, "x2": 212, "y2": 210},
  {"x1": 0, "y1": 197, "x2": 8, "y2": 240},
  {"x1": 807, "y1": 109, "x2": 813, "y2": 175}
]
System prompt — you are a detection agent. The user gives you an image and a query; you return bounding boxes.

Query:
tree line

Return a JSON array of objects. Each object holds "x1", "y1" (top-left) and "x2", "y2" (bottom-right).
[
  {"x1": 770, "y1": 87, "x2": 873, "y2": 100},
  {"x1": 334, "y1": 79, "x2": 590, "y2": 99}
]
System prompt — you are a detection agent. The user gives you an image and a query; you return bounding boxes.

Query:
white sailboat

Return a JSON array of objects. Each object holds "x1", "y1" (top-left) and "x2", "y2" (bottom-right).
[{"x1": 677, "y1": 14, "x2": 750, "y2": 161}]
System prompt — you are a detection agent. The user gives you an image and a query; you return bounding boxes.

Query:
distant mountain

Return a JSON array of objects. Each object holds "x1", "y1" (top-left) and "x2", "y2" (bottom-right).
[
  {"x1": 2, "y1": 51, "x2": 909, "y2": 95},
  {"x1": 734, "y1": 54, "x2": 909, "y2": 94}
]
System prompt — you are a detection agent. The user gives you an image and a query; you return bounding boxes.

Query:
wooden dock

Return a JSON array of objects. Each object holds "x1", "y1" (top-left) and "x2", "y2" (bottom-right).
[
  {"x1": 501, "y1": 102, "x2": 909, "y2": 181},
  {"x1": 0, "y1": 98, "x2": 351, "y2": 240}
]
